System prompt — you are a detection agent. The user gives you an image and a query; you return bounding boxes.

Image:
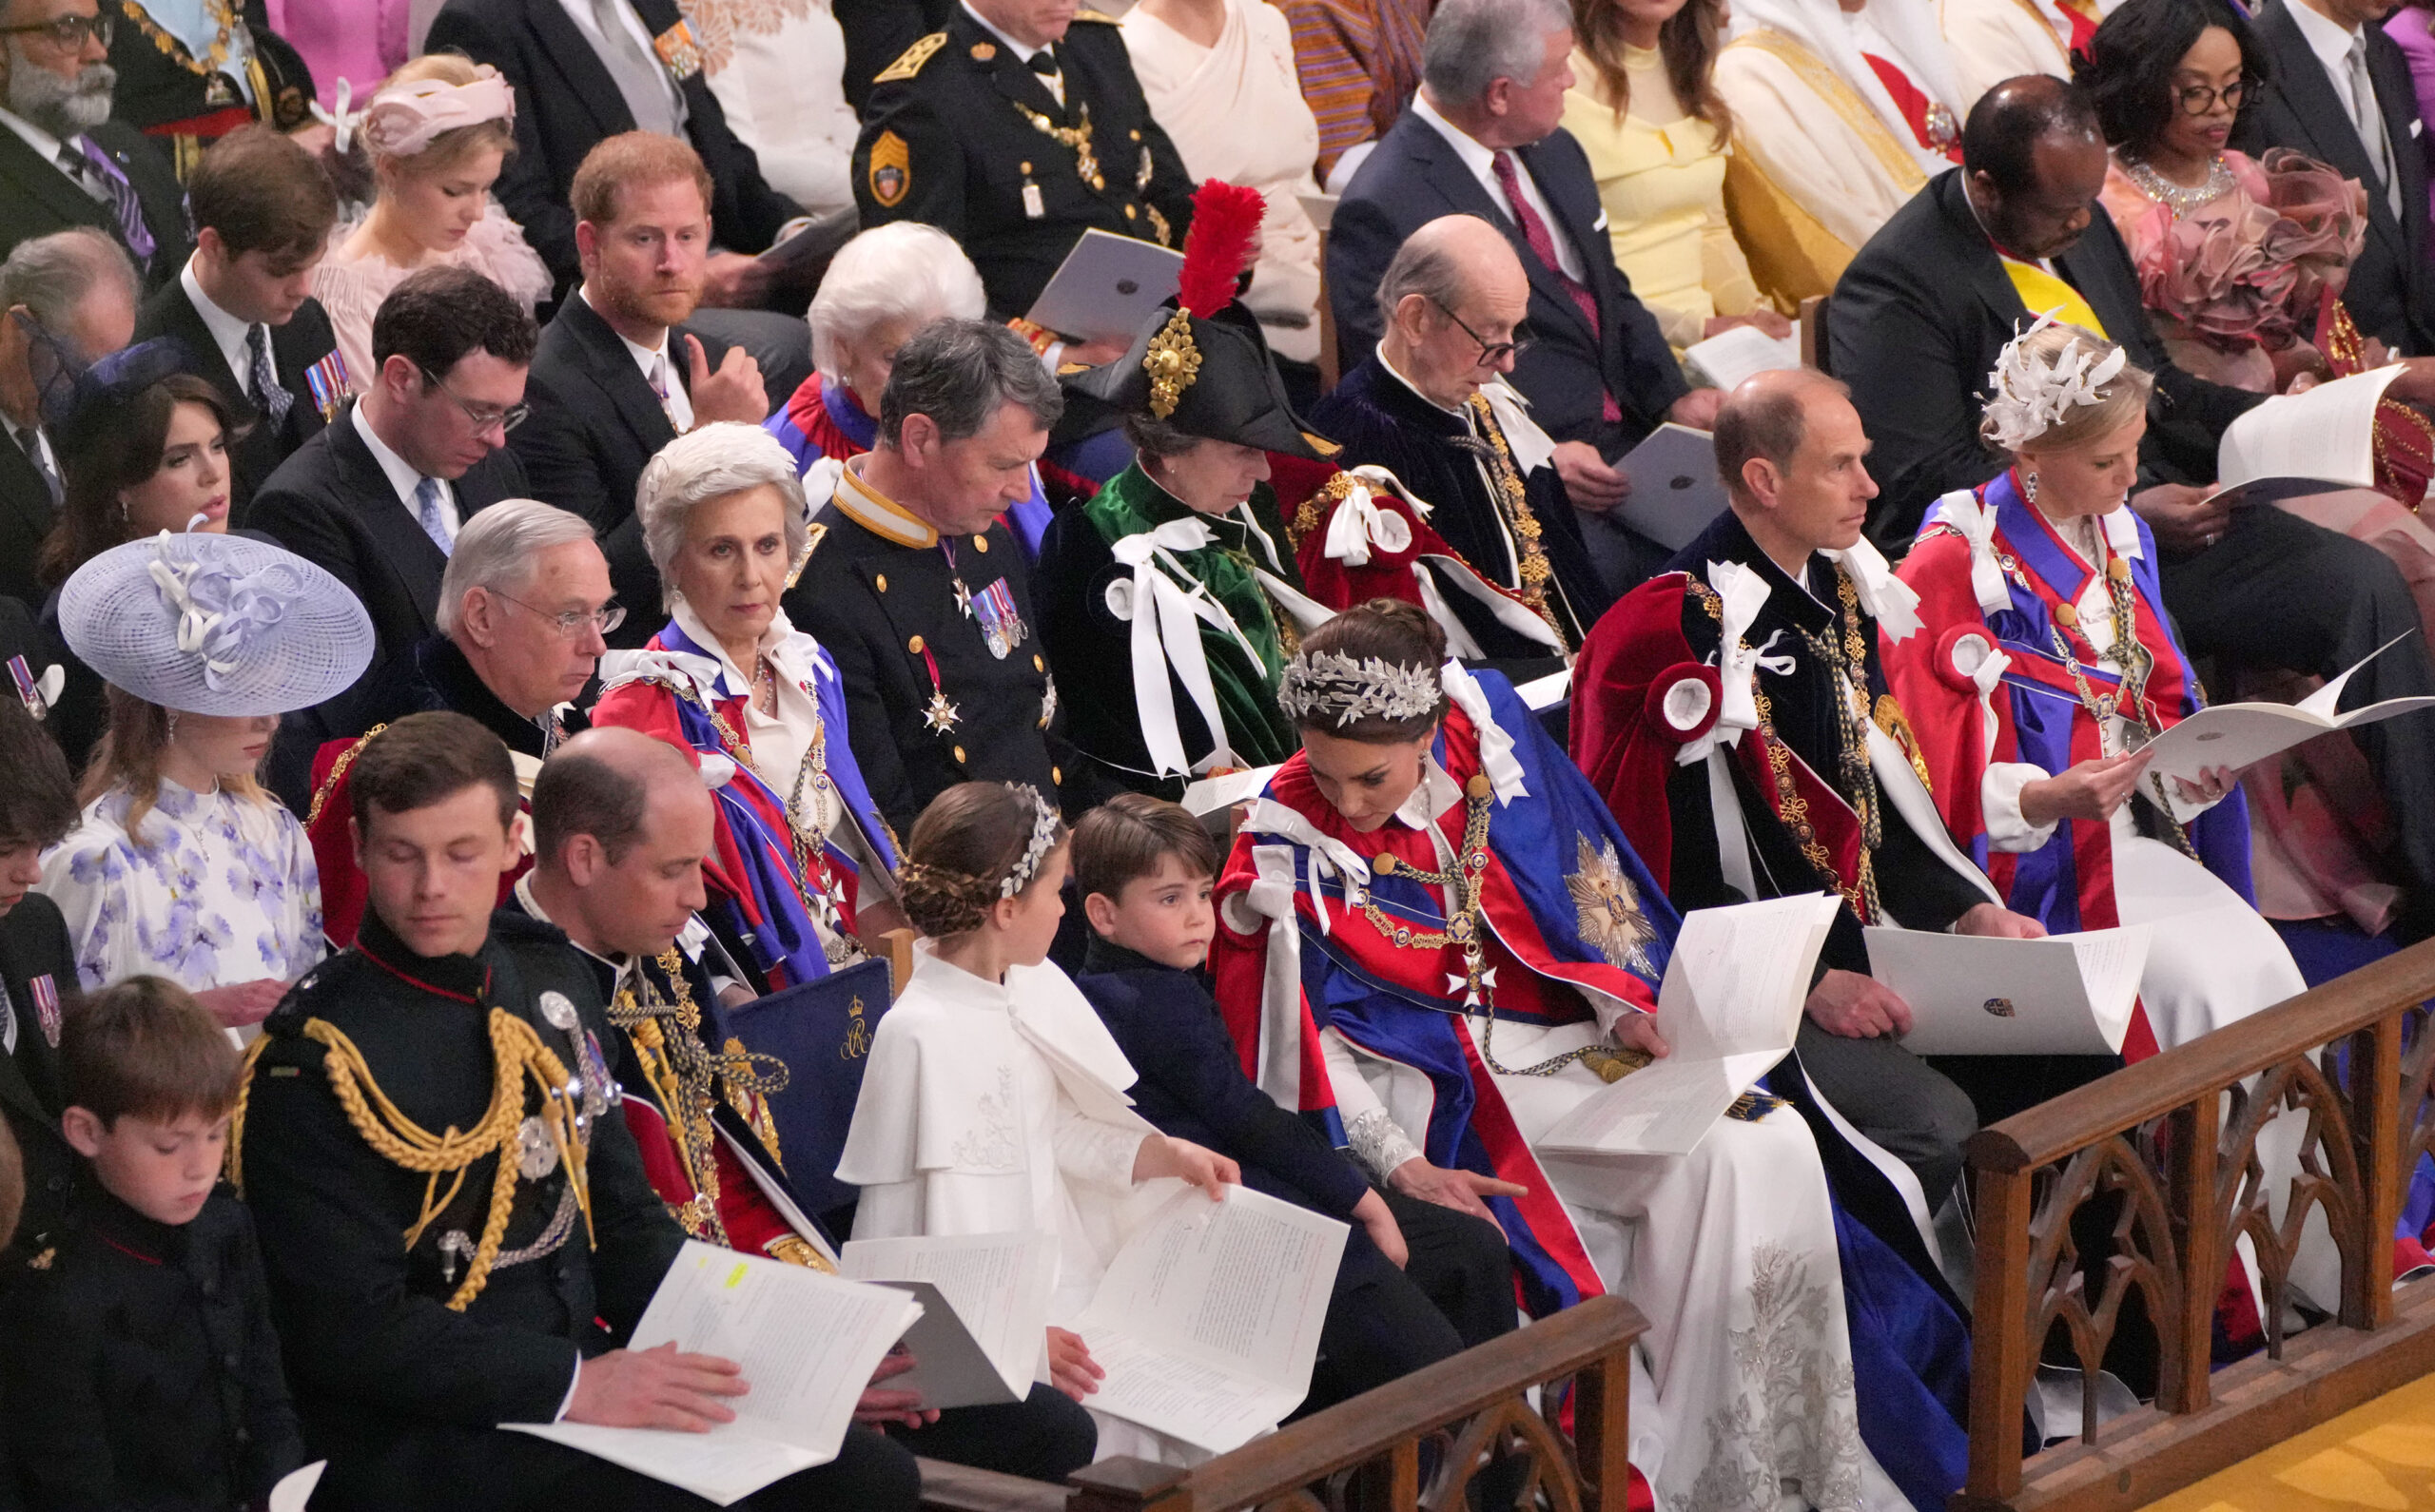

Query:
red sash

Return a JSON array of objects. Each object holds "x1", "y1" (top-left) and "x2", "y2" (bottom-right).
[{"x1": 1862, "y1": 53, "x2": 1962, "y2": 164}]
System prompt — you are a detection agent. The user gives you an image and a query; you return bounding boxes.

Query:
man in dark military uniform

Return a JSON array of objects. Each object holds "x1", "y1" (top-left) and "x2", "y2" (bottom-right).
[
  {"x1": 850, "y1": 0, "x2": 1196, "y2": 330},
  {"x1": 233, "y1": 712, "x2": 923, "y2": 1512},
  {"x1": 0, "y1": 697, "x2": 80, "y2": 1261},
  {"x1": 787, "y1": 319, "x2": 1114, "y2": 832}
]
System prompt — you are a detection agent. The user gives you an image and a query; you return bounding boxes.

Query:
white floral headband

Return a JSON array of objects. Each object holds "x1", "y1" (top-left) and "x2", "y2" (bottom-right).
[
  {"x1": 1276, "y1": 649, "x2": 1444, "y2": 727},
  {"x1": 999, "y1": 784, "x2": 1061, "y2": 899},
  {"x1": 1981, "y1": 312, "x2": 2128, "y2": 453}
]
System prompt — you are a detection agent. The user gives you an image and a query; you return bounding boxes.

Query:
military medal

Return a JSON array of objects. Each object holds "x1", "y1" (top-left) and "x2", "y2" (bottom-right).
[
  {"x1": 537, "y1": 990, "x2": 579, "y2": 1032},
  {"x1": 304, "y1": 350, "x2": 350, "y2": 425},
  {"x1": 651, "y1": 19, "x2": 704, "y2": 81},
  {"x1": 516, "y1": 1115, "x2": 559, "y2": 1179},
  {"x1": 1023, "y1": 181, "x2": 1045, "y2": 220},
  {"x1": 29, "y1": 974, "x2": 60, "y2": 1049},
  {"x1": 924, "y1": 689, "x2": 962, "y2": 733},
  {"x1": 8, "y1": 655, "x2": 50, "y2": 720},
  {"x1": 971, "y1": 577, "x2": 1028, "y2": 659}
]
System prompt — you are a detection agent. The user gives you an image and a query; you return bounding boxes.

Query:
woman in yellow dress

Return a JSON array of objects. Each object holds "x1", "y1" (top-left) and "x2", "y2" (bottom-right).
[{"x1": 1562, "y1": 0, "x2": 1793, "y2": 354}]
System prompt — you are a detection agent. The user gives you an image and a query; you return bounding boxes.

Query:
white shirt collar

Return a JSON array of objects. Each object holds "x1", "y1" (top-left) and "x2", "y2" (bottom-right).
[
  {"x1": 672, "y1": 596, "x2": 807, "y2": 696},
  {"x1": 180, "y1": 258, "x2": 259, "y2": 390},
  {"x1": 0, "y1": 106, "x2": 66, "y2": 165},
  {"x1": 582, "y1": 285, "x2": 691, "y2": 431},
  {"x1": 350, "y1": 401, "x2": 442, "y2": 509},
  {"x1": 1412, "y1": 90, "x2": 1500, "y2": 184},
  {"x1": 2288, "y1": 0, "x2": 2363, "y2": 78},
  {"x1": 1388, "y1": 755, "x2": 1461, "y2": 834}
]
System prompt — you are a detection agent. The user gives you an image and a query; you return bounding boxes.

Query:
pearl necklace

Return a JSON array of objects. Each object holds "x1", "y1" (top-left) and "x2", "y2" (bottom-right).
[{"x1": 2120, "y1": 154, "x2": 2235, "y2": 220}]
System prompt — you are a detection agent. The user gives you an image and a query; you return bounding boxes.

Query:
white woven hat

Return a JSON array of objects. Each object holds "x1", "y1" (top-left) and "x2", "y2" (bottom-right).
[{"x1": 59, "y1": 532, "x2": 375, "y2": 715}]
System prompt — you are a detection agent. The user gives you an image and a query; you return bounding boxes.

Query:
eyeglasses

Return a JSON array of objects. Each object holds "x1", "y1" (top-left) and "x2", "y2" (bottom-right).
[
  {"x1": 419, "y1": 366, "x2": 530, "y2": 435},
  {"x1": 2174, "y1": 78, "x2": 2250, "y2": 115},
  {"x1": 489, "y1": 589, "x2": 626, "y2": 640},
  {"x1": 1431, "y1": 299, "x2": 1533, "y2": 367},
  {"x1": 14, "y1": 309, "x2": 87, "y2": 429},
  {"x1": 0, "y1": 12, "x2": 111, "y2": 48}
]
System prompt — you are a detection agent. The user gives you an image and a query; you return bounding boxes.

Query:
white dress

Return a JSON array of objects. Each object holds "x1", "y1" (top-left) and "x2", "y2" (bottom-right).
[
  {"x1": 41, "y1": 779, "x2": 324, "y2": 998},
  {"x1": 1254, "y1": 761, "x2": 1909, "y2": 1512},
  {"x1": 838, "y1": 946, "x2": 1198, "y2": 1463},
  {"x1": 678, "y1": 0, "x2": 861, "y2": 219}
]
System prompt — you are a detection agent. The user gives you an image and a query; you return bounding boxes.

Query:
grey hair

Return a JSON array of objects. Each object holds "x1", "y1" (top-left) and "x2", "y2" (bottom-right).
[
  {"x1": 1421, "y1": 0, "x2": 1568, "y2": 107},
  {"x1": 635, "y1": 423, "x2": 811, "y2": 609},
  {"x1": 877, "y1": 318, "x2": 1063, "y2": 448},
  {"x1": 0, "y1": 228, "x2": 138, "y2": 334},
  {"x1": 437, "y1": 498, "x2": 600, "y2": 636},
  {"x1": 809, "y1": 223, "x2": 988, "y2": 381},
  {"x1": 1373, "y1": 232, "x2": 1472, "y2": 334}
]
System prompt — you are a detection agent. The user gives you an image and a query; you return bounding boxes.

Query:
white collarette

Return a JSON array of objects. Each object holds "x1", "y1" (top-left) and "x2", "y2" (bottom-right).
[
  {"x1": 351, "y1": 401, "x2": 460, "y2": 538},
  {"x1": 833, "y1": 455, "x2": 943, "y2": 548},
  {"x1": 1388, "y1": 755, "x2": 1461, "y2": 835},
  {"x1": 580, "y1": 285, "x2": 692, "y2": 431},
  {"x1": 0, "y1": 106, "x2": 66, "y2": 167},
  {"x1": 670, "y1": 597, "x2": 819, "y2": 696},
  {"x1": 181, "y1": 258, "x2": 258, "y2": 391}
]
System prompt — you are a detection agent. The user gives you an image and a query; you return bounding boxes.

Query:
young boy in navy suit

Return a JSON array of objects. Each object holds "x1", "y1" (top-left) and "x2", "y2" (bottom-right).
[{"x1": 1069, "y1": 794, "x2": 1516, "y2": 1416}]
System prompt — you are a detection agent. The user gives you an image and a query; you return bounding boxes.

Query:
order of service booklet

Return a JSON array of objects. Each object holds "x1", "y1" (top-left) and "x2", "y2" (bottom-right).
[
  {"x1": 505, "y1": 1242, "x2": 925, "y2": 1506},
  {"x1": 1538, "y1": 892, "x2": 1841, "y2": 1158},
  {"x1": 1868, "y1": 924, "x2": 2151, "y2": 1056},
  {"x1": 1070, "y1": 1184, "x2": 1348, "y2": 1454},
  {"x1": 837, "y1": 1231, "x2": 1060, "y2": 1411}
]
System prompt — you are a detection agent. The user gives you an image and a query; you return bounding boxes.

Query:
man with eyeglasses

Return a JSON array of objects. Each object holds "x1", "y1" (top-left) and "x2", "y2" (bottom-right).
[
  {"x1": 2235, "y1": 0, "x2": 2435, "y2": 356},
  {"x1": 0, "y1": 0, "x2": 189, "y2": 284},
  {"x1": 1311, "y1": 213, "x2": 1611, "y2": 656},
  {"x1": 248, "y1": 264, "x2": 540, "y2": 809},
  {"x1": 302, "y1": 501, "x2": 618, "y2": 947}
]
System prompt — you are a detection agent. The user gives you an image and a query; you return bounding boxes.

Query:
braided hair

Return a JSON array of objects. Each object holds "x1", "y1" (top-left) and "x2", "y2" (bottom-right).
[{"x1": 898, "y1": 782, "x2": 1069, "y2": 939}]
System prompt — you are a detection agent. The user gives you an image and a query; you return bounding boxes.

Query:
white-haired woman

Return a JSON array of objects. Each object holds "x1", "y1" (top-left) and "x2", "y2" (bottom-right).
[
  {"x1": 591, "y1": 423, "x2": 904, "y2": 990},
  {"x1": 766, "y1": 224, "x2": 1055, "y2": 557}
]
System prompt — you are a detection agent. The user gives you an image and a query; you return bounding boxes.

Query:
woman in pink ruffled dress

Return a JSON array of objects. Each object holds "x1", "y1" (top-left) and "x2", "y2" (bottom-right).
[
  {"x1": 2083, "y1": 0, "x2": 2434, "y2": 940},
  {"x1": 312, "y1": 55, "x2": 553, "y2": 394}
]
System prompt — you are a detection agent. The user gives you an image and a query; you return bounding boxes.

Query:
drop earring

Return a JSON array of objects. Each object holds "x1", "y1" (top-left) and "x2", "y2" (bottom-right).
[
  {"x1": 165, "y1": 710, "x2": 179, "y2": 744},
  {"x1": 2022, "y1": 471, "x2": 2039, "y2": 505}
]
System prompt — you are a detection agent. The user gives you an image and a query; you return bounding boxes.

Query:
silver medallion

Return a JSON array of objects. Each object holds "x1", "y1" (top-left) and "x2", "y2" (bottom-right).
[
  {"x1": 537, "y1": 991, "x2": 579, "y2": 1032},
  {"x1": 516, "y1": 1115, "x2": 559, "y2": 1179}
]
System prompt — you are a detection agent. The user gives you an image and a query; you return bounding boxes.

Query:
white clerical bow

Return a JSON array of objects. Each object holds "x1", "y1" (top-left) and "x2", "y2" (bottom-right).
[
  {"x1": 1678, "y1": 559, "x2": 1791, "y2": 766},
  {"x1": 1105, "y1": 517, "x2": 1263, "y2": 778}
]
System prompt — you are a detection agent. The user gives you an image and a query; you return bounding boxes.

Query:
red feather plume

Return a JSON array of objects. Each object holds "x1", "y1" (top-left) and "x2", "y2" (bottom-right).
[{"x1": 1175, "y1": 180, "x2": 1266, "y2": 320}]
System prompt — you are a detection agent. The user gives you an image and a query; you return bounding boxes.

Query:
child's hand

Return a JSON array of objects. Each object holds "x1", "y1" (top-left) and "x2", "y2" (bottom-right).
[
  {"x1": 1352, "y1": 1189, "x2": 1409, "y2": 1268},
  {"x1": 1047, "y1": 1327, "x2": 1103, "y2": 1400},
  {"x1": 1134, "y1": 1133, "x2": 1240, "y2": 1197}
]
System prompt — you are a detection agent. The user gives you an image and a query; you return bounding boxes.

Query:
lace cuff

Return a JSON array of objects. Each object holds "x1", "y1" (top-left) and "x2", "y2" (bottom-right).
[{"x1": 1345, "y1": 1107, "x2": 1423, "y2": 1184}]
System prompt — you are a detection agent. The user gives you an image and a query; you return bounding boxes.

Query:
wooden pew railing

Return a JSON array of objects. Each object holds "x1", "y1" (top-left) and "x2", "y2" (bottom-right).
[
  {"x1": 917, "y1": 1292, "x2": 1647, "y2": 1512},
  {"x1": 1960, "y1": 937, "x2": 2435, "y2": 1511}
]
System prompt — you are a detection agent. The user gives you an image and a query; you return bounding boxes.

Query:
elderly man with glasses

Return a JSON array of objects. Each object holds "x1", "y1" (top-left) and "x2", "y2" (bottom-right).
[
  {"x1": 300, "y1": 496, "x2": 618, "y2": 946},
  {"x1": 1308, "y1": 212, "x2": 1616, "y2": 653},
  {"x1": 247, "y1": 262, "x2": 542, "y2": 809},
  {"x1": 0, "y1": 0, "x2": 190, "y2": 283}
]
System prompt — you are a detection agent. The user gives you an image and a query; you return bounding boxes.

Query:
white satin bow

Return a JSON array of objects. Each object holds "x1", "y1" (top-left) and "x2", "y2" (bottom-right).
[
  {"x1": 1824, "y1": 536, "x2": 1923, "y2": 642},
  {"x1": 1948, "y1": 630, "x2": 2013, "y2": 765},
  {"x1": 1680, "y1": 560, "x2": 1791, "y2": 765},
  {"x1": 1106, "y1": 518, "x2": 1260, "y2": 777},
  {"x1": 309, "y1": 78, "x2": 361, "y2": 153},
  {"x1": 1439, "y1": 662, "x2": 1529, "y2": 804},
  {"x1": 1934, "y1": 489, "x2": 2014, "y2": 615},
  {"x1": 1322, "y1": 473, "x2": 1416, "y2": 567}
]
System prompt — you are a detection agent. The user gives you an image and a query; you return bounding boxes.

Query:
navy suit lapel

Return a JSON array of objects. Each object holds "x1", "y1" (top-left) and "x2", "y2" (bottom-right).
[
  {"x1": 329, "y1": 408, "x2": 449, "y2": 635},
  {"x1": 564, "y1": 295, "x2": 680, "y2": 456},
  {"x1": 522, "y1": 0, "x2": 638, "y2": 140},
  {"x1": 2369, "y1": 35, "x2": 2430, "y2": 277},
  {"x1": 2258, "y1": 1, "x2": 2410, "y2": 264},
  {"x1": 1405, "y1": 121, "x2": 1598, "y2": 342}
]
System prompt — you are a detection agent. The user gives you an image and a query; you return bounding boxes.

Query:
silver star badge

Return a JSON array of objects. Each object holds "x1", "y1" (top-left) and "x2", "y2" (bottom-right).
[{"x1": 924, "y1": 690, "x2": 963, "y2": 733}]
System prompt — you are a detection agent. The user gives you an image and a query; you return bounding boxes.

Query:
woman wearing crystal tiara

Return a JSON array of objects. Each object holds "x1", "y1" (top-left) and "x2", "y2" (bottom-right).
[
  {"x1": 1209, "y1": 599, "x2": 1971, "y2": 1512},
  {"x1": 839, "y1": 781, "x2": 1240, "y2": 1465},
  {"x1": 589, "y1": 424, "x2": 903, "y2": 990}
]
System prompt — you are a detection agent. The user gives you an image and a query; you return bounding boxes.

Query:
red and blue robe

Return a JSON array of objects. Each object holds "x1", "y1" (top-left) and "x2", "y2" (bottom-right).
[
  {"x1": 592, "y1": 617, "x2": 898, "y2": 991},
  {"x1": 1888, "y1": 470, "x2": 2255, "y2": 1063},
  {"x1": 766, "y1": 372, "x2": 1054, "y2": 560}
]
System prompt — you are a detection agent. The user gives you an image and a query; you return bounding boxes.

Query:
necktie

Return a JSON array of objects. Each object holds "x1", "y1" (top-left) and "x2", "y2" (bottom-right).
[
  {"x1": 59, "y1": 138, "x2": 154, "y2": 263},
  {"x1": 1489, "y1": 150, "x2": 1620, "y2": 424},
  {"x1": 590, "y1": 0, "x2": 683, "y2": 136},
  {"x1": 2347, "y1": 33, "x2": 2402, "y2": 219},
  {"x1": 13, "y1": 426, "x2": 61, "y2": 509},
  {"x1": 412, "y1": 475, "x2": 453, "y2": 554},
  {"x1": 246, "y1": 323, "x2": 293, "y2": 428},
  {"x1": 647, "y1": 351, "x2": 682, "y2": 431}
]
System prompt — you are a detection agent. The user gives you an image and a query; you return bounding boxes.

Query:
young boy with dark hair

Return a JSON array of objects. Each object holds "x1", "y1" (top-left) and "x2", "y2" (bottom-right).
[
  {"x1": 0, "y1": 696, "x2": 86, "y2": 1258},
  {"x1": 1071, "y1": 794, "x2": 1518, "y2": 1416},
  {"x1": 0, "y1": 975, "x2": 304, "y2": 1510}
]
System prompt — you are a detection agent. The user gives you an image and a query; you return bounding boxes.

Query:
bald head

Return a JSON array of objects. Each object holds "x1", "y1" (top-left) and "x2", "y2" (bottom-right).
[
  {"x1": 529, "y1": 727, "x2": 715, "y2": 958},
  {"x1": 1713, "y1": 368, "x2": 1879, "y2": 567},
  {"x1": 1378, "y1": 216, "x2": 1530, "y2": 410}
]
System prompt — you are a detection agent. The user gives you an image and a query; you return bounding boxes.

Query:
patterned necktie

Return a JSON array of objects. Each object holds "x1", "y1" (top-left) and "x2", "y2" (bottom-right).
[
  {"x1": 412, "y1": 475, "x2": 453, "y2": 554},
  {"x1": 2347, "y1": 33, "x2": 2402, "y2": 219},
  {"x1": 647, "y1": 351, "x2": 681, "y2": 431},
  {"x1": 60, "y1": 138, "x2": 154, "y2": 263},
  {"x1": 14, "y1": 426, "x2": 61, "y2": 509},
  {"x1": 247, "y1": 323, "x2": 293, "y2": 428},
  {"x1": 1489, "y1": 150, "x2": 1619, "y2": 424}
]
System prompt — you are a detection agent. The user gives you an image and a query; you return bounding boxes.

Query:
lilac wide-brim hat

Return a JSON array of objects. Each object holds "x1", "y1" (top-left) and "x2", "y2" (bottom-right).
[{"x1": 59, "y1": 532, "x2": 375, "y2": 716}]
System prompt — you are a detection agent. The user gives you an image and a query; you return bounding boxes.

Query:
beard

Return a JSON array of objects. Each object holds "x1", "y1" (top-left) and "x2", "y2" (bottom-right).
[{"x1": 6, "y1": 46, "x2": 114, "y2": 139}]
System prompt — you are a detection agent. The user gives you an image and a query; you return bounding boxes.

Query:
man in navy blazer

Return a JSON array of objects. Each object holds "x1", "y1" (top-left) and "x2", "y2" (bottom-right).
[
  {"x1": 2233, "y1": 0, "x2": 2434, "y2": 356},
  {"x1": 1326, "y1": 0, "x2": 1719, "y2": 591}
]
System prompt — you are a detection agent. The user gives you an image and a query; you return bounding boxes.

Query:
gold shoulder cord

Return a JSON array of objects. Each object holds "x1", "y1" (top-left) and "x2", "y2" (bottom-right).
[{"x1": 230, "y1": 1012, "x2": 595, "y2": 1311}]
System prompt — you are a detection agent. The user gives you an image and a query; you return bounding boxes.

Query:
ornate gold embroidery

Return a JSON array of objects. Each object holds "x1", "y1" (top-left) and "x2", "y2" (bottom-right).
[{"x1": 1566, "y1": 835, "x2": 1660, "y2": 975}]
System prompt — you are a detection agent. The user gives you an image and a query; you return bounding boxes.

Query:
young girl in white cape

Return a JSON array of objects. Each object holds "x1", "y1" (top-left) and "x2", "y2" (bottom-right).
[{"x1": 835, "y1": 782, "x2": 1240, "y2": 1464}]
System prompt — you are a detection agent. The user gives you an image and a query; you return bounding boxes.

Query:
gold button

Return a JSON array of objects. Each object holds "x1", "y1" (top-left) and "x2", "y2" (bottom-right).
[
  {"x1": 907, "y1": 634, "x2": 925, "y2": 653},
  {"x1": 1123, "y1": 204, "x2": 1137, "y2": 220},
  {"x1": 972, "y1": 534, "x2": 989, "y2": 552},
  {"x1": 1032, "y1": 654, "x2": 1044, "y2": 672},
  {"x1": 1129, "y1": 129, "x2": 1140, "y2": 141},
  {"x1": 2055, "y1": 602, "x2": 2078, "y2": 630},
  {"x1": 1039, "y1": 713, "x2": 1050, "y2": 728},
  {"x1": 1090, "y1": 174, "x2": 1105, "y2": 191},
  {"x1": 1020, "y1": 160, "x2": 1032, "y2": 174},
  {"x1": 952, "y1": 745, "x2": 967, "y2": 764},
  {"x1": 1052, "y1": 766, "x2": 1062, "y2": 785},
  {"x1": 875, "y1": 573, "x2": 887, "y2": 592}
]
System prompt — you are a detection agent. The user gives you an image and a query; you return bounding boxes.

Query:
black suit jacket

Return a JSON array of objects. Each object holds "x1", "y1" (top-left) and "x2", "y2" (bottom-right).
[
  {"x1": 0, "y1": 429, "x2": 57, "y2": 614},
  {"x1": 0, "y1": 121, "x2": 189, "y2": 289},
  {"x1": 514, "y1": 292, "x2": 723, "y2": 642},
  {"x1": 2234, "y1": 0, "x2": 2434, "y2": 356},
  {"x1": 1830, "y1": 167, "x2": 2267, "y2": 549},
  {"x1": 244, "y1": 402, "x2": 529, "y2": 799},
  {"x1": 134, "y1": 281, "x2": 341, "y2": 516},
  {"x1": 0, "y1": 892, "x2": 78, "y2": 1257},
  {"x1": 1326, "y1": 109, "x2": 1689, "y2": 453},
  {"x1": 425, "y1": 0, "x2": 805, "y2": 296}
]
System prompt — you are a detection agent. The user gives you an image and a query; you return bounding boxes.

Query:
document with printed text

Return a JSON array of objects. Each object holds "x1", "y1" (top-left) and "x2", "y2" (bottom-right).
[
  {"x1": 839, "y1": 1231, "x2": 1059, "y2": 1409},
  {"x1": 1871, "y1": 925, "x2": 2151, "y2": 1056}
]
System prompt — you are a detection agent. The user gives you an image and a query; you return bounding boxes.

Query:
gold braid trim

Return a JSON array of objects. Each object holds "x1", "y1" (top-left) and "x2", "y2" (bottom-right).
[
  {"x1": 307, "y1": 1012, "x2": 593, "y2": 1311},
  {"x1": 302, "y1": 725, "x2": 386, "y2": 829},
  {"x1": 1462, "y1": 395, "x2": 1574, "y2": 648}
]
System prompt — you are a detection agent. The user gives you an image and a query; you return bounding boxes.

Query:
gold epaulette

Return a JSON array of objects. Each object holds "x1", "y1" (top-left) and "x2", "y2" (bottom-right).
[
  {"x1": 303, "y1": 724, "x2": 386, "y2": 829},
  {"x1": 873, "y1": 30, "x2": 945, "y2": 82}
]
